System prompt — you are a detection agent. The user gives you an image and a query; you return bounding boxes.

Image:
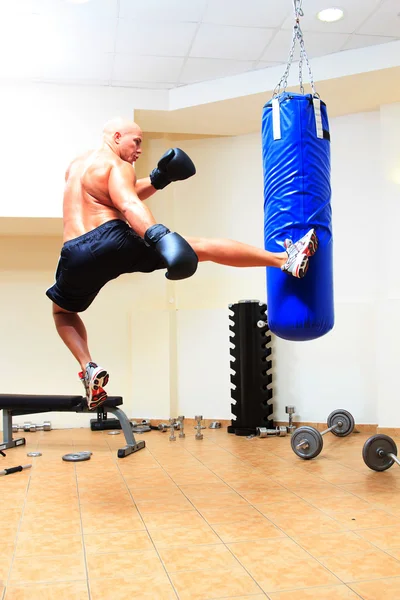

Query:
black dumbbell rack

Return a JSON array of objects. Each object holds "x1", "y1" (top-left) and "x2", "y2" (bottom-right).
[{"x1": 228, "y1": 300, "x2": 273, "y2": 436}]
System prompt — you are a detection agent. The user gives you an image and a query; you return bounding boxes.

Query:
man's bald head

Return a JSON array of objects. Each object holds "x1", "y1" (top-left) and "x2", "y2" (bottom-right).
[{"x1": 102, "y1": 117, "x2": 143, "y2": 163}]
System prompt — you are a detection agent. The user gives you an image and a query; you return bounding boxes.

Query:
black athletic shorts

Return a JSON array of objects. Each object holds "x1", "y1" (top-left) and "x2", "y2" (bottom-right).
[{"x1": 46, "y1": 219, "x2": 165, "y2": 312}]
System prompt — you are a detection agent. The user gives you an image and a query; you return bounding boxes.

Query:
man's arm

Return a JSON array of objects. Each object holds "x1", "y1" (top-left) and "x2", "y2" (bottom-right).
[
  {"x1": 108, "y1": 162, "x2": 156, "y2": 237},
  {"x1": 135, "y1": 177, "x2": 157, "y2": 201},
  {"x1": 108, "y1": 161, "x2": 198, "y2": 281}
]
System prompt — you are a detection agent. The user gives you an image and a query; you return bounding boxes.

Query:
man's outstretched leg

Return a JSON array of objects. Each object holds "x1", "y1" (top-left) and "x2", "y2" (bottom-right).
[
  {"x1": 186, "y1": 229, "x2": 318, "y2": 278},
  {"x1": 52, "y1": 303, "x2": 109, "y2": 410}
]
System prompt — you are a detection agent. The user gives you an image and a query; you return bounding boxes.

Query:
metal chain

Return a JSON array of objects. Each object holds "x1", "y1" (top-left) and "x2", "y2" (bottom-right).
[{"x1": 273, "y1": 0, "x2": 318, "y2": 97}]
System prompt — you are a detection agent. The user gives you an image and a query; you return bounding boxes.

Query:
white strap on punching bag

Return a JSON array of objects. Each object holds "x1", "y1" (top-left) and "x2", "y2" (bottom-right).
[
  {"x1": 313, "y1": 97, "x2": 323, "y2": 139},
  {"x1": 272, "y1": 98, "x2": 281, "y2": 141}
]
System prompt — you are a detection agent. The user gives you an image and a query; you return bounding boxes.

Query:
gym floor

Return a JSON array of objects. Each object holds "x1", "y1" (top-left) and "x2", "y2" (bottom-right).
[{"x1": 2, "y1": 427, "x2": 400, "y2": 600}]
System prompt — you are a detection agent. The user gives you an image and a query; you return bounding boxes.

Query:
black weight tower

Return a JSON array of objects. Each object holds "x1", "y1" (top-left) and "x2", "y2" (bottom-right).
[{"x1": 228, "y1": 300, "x2": 273, "y2": 436}]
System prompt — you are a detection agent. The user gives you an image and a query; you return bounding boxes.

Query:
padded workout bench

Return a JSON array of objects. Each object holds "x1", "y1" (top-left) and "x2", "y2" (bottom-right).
[{"x1": 0, "y1": 394, "x2": 145, "y2": 458}]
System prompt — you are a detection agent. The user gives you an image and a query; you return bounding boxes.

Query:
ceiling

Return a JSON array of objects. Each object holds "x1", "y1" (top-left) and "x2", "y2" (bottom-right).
[{"x1": 0, "y1": 0, "x2": 399, "y2": 89}]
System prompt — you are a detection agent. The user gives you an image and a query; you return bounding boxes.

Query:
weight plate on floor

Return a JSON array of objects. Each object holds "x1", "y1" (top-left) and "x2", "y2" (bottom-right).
[
  {"x1": 27, "y1": 452, "x2": 42, "y2": 457},
  {"x1": 291, "y1": 426, "x2": 323, "y2": 460},
  {"x1": 327, "y1": 409, "x2": 355, "y2": 437},
  {"x1": 362, "y1": 434, "x2": 397, "y2": 472},
  {"x1": 62, "y1": 453, "x2": 91, "y2": 462},
  {"x1": 108, "y1": 431, "x2": 121, "y2": 435}
]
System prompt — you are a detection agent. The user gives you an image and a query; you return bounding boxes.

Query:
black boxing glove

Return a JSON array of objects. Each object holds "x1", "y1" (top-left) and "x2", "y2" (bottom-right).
[
  {"x1": 149, "y1": 148, "x2": 196, "y2": 190},
  {"x1": 144, "y1": 224, "x2": 198, "y2": 281}
]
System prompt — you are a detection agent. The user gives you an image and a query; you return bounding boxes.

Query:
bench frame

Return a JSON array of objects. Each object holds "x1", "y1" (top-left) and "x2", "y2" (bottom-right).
[{"x1": 0, "y1": 396, "x2": 145, "y2": 458}]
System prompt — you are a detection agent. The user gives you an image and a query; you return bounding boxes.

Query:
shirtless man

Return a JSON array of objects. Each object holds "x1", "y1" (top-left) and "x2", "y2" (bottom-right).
[{"x1": 46, "y1": 117, "x2": 318, "y2": 410}]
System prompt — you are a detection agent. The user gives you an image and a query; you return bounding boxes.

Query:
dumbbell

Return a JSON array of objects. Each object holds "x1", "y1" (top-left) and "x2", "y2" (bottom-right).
[
  {"x1": 195, "y1": 415, "x2": 203, "y2": 440},
  {"x1": 256, "y1": 426, "x2": 287, "y2": 438},
  {"x1": 13, "y1": 422, "x2": 52, "y2": 433},
  {"x1": 285, "y1": 406, "x2": 296, "y2": 433},
  {"x1": 291, "y1": 409, "x2": 355, "y2": 460},
  {"x1": 362, "y1": 435, "x2": 400, "y2": 472},
  {"x1": 169, "y1": 418, "x2": 176, "y2": 442},
  {"x1": 177, "y1": 416, "x2": 185, "y2": 439}
]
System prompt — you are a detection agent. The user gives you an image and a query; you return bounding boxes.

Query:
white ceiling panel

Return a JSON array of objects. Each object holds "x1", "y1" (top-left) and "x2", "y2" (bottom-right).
[
  {"x1": 32, "y1": 0, "x2": 119, "y2": 19},
  {"x1": 255, "y1": 61, "x2": 285, "y2": 69},
  {"x1": 116, "y1": 20, "x2": 197, "y2": 56},
  {"x1": 342, "y1": 32, "x2": 397, "y2": 51},
  {"x1": 112, "y1": 55, "x2": 184, "y2": 83},
  {"x1": 112, "y1": 81, "x2": 177, "y2": 89},
  {"x1": 0, "y1": 0, "x2": 33, "y2": 14},
  {"x1": 53, "y1": 15, "x2": 117, "y2": 54},
  {"x1": 0, "y1": 14, "x2": 62, "y2": 78},
  {"x1": 119, "y1": 0, "x2": 207, "y2": 22},
  {"x1": 358, "y1": 0, "x2": 400, "y2": 36},
  {"x1": 38, "y1": 51, "x2": 114, "y2": 83},
  {"x1": 282, "y1": 0, "x2": 382, "y2": 34},
  {"x1": 203, "y1": 0, "x2": 290, "y2": 28},
  {"x1": 0, "y1": 0, "x2": 398, "y2": 90},
  {"x1": 180, "y1": 58, "x2": 254, "y2": 84},
  {"x1": 262, "y1": 29, "x2": 350, "y2": 62},
  {"x1": 190, "y1": 24, "x2": 274, "y2": 60}
]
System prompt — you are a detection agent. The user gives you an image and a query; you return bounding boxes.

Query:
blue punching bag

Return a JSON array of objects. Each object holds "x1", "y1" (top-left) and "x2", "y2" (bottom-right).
[{"x1": 262, "y1": 92, "x2": 334, "y2": 341}]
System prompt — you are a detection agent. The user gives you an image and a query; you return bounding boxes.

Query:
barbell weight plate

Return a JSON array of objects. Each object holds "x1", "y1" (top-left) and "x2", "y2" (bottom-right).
[
  {"x1": 327, "y1": 409, "x2": 355, "y2": 437},
  {"x1": 27, "y1": 452, "x2": 42, "y2": 457},
  {"x1": 62, "y1": 453, "x2": 91, "y2": 462},
  {"x1": 291, "y1": 426, "x2": 323, "y2": 460},
  {"x1": 362, "y1": 434, "x2": 397, "y2": 472}
]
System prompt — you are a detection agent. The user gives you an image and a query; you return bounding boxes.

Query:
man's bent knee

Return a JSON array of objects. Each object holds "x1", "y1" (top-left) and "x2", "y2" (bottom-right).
[{"x1": 52, "y1": 302, "x2": 75, "y2": 316}]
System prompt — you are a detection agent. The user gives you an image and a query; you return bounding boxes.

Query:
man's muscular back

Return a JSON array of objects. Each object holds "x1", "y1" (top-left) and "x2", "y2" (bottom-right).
[{"x1": 63, "y1": 149, "x2": 135, "y2": 243}]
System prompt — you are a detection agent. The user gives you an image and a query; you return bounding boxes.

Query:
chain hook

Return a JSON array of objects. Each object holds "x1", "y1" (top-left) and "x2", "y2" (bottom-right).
[{"x1": 272, "y1": 0, "x2": 318, "y2": 98}]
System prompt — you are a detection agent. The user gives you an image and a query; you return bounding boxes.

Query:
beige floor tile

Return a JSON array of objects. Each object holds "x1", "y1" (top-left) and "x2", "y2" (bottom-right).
[
  {"x1": 4, "y1": 581, "x2": 89, "y2": 599},
  {"x1": 87, "y1": 548, "x2": 165, "y2": 579},
  {"x1": 159, "y1": 544, "x2": 241, "y2": 572},
  {"x1": 19, "y1": 514, "x2": 81, "y2": 536},
  {"x1": 271, "y1": 512, "x2": 345, "y2": 536},
  {"x1": 199, "y1": 505, "x2": 261, "y2": 524},
  {"x1": 243, "y1": 488, "x2": 299, "y2": 505},
  {"x1": 169, "y1": 567, "x2": 262, "y2": 599},
  {"x1": 386, "y1": 547, "x2": 400, "y2": 560},
  {"x1": 0, "y1": 551, "x2": 12, "y2": 582},
  {"x1": 10, "y1": 554, "x2": 86, "y2": 584},
  {"x1": 213, "y1": 597, "x2": 265, "y2": 600},
  {"x1": 268, "y1": 586, "x2": 361, "y2": 599},
  {"x1": 227, "y1": 537, "x2": 308, "y2": 567},
  {"x1": 257, "y1": 500, "x2": 317, "y2": 520},
  {"x1": 319, "y1": 548, "x2": 400, "y2": 582},
  {"x1": 189, "y1": 493, "x2": 249, "y2": 510},
  {"x1": 136, "y1": 497, "x2": 194, "y2": 513},
  {"x1": 331, "y1": 508, "x2": 400, "y2": 530},
  {"x1": 356, "y1": 525, "x2": 400, "y2": 549},
  {"x1": 84, "y1": 530, "x2": 153, "y2": 554},
  {"x1": 2, "y1": 526, "x2": 19, "y2": 545},
  {"x1": 178, "y1": 483, "x2": 232, "y2": 497},
  {"x1": 309, "y1": 495, "x2": 371, "y2": 514},
  {"x1": 15, "y1": 533, "x2": 83, "y2": 557},
  {"x1": 89, "y1": 573, "x2": 177, "y2": 599},
  {"x1": 129, "y1": 488, "x2": 183, "y2": 501},
  {"x1": 349, "y1": 576, "x2": 400, "y2": 599},
  {"x1": 81, "y1": 510, "x2": 144, "y2": 534},
  {"x1": 212, "y1": 516, "x2": 285, "y2": 543},
  {"x1": 141, "y1": 510, "x2": 206, "y2": 530},
  {"x1": 150, "y1": 524, "x2": 221, "y2": 548},
  {"x1": 293, "y1": 531, "x2": 373, "y2": 557},
  {"x1": 254, "y1": 558, "x2": 341, "y2": 593}
]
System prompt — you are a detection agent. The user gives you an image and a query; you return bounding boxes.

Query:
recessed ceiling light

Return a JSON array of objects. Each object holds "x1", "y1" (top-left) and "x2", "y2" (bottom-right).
[{"x1": 317, "y1": 7, "x2": 344, "y2": 22}]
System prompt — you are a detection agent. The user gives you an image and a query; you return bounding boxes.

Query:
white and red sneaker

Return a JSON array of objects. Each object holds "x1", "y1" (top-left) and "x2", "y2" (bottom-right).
[
  {"x1": 79, "y1": 362, "x2": 109, "y2": 411},
  {"x1": 281, "y1": 229, "x2": 318, "y2": 279}
]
